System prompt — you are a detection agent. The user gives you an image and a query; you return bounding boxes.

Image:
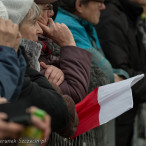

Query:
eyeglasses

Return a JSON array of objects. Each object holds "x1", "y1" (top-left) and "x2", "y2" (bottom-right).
[
  {"x1": 93, "y1": 0, "x2": 105, "y2": 2},
  {"x1": 42, "y1": 4, "x2": 53, "y2": 11}
]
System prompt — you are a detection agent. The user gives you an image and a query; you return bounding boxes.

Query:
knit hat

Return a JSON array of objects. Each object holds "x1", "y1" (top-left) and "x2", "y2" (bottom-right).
[
  {"x1": 0, "y1": 1, "x2": 8, "y2": 19},
  {"x1": 34, "y1": 0, "x2": 56, "y2": 4},
  {"x1": 0, "y1": 0, "x2": 34, "y2": 24}
]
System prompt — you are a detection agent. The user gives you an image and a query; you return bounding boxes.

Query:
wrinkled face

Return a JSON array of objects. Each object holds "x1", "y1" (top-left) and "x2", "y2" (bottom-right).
[
  {"x1": 38, "y1": 3, "x2": 54, "y2": 25},
  {"x1": 130, "y1": 0, "x2": 146, "y2": 5},
  {"x1": 19, "y1": 19, "x2": 43, "y2": 41},
  {"x1": 78, "y1": 1, "x2": 106, "y2": 24}
]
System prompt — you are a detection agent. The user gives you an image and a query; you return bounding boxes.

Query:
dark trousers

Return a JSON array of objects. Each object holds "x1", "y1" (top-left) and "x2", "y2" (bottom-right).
[{"x1": 116, "y1": 104, "x2": 138, "y2": 146}]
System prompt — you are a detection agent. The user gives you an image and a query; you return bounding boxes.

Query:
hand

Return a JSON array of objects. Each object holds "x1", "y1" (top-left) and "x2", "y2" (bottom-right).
[
  {"x1": 0, "y1": 113, "x2": 24, "y2": 139},
  {"x1": 38, "y1": 14, "x2": 48, "y2": 26},
  {"x1": 0, "y1": 18, "x2": 21, "y2": 52},
  {"x1": 0, "y1": 98, "x2": 7, "y2": 104},
  {"x1": 114, "y1": 74, "x2": 124, "y2": 82},
  {"x1": 28, "y1": 107, "x2": 51, "y2": 146},
  {"x1": 40, "y1": 62, "x2": 64, "y2": 86},
  {"x1": 13, "y1": 32, "x2": 22, "y2": 52},
  {"x1": 38, "y1": 18, "x2": 76, "y2": 47}
]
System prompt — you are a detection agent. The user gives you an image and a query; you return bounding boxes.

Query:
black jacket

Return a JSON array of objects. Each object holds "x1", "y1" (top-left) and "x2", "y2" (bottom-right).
[
  {"x1": 96, "y1": 1, "x2": 146, "y2": 146},
  {"x1": 21, "y1": 67, "x2": 69, "y2": 131},
  {"x1": 96, "y1": 0, "x2": 146, "y2": 103}
]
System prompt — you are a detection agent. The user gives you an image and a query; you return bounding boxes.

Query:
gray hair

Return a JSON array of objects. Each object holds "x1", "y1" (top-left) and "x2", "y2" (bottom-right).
[{"x1": 20, "y1": 2, "x2": 40, "y2": 25}]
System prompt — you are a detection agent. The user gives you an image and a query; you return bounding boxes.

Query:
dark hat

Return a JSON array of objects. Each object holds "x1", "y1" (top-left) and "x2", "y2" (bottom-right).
[{"x1": 34, "y1": 0, "x2": 56, "y2": 4}]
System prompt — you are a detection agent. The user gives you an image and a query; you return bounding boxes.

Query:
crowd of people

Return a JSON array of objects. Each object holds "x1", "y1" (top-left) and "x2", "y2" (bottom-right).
[{"x1": 0, "y1": 0, "x2": 146, "y2": 146}]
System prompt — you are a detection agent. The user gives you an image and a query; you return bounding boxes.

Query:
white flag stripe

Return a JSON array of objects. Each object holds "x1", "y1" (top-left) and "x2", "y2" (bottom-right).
[{"x1": 98, "y1": 74, "x2": 144, "y2": 125}]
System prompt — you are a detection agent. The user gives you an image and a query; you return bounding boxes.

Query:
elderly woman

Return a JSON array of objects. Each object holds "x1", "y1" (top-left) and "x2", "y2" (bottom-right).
[
  {"x1": 32, "y1": 0, "x2": 110, "y2": 146},
  {"x1": 0, "y1": 1, "x2": 51, "y2": 143},
  {"x1": 55, "y1": 0, "x2": 129, "y2": 84},
  {"x1": 0, "y1": 0, "x2": 78, "y2": 140},
  {"x1": 33, "y1": 0, "x2": 93, "y2": 104},
  {"x1": 35, "y1": 0, "x2": 111, "y2": 95}
]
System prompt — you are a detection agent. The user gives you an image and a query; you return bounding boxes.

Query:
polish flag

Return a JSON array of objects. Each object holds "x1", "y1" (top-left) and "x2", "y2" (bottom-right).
[{"x1": 72, "y1": 74, "x2": 144, "y2": 139}]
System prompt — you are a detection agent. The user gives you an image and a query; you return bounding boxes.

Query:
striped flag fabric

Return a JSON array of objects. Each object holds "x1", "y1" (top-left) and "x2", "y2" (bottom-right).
[{"x1": 72, "y1": 74, "x2": 144, "y2": 139}]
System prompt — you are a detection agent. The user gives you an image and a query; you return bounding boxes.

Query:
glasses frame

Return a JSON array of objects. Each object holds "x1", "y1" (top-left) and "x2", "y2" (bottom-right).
[{"x1": 42, "y1": 4, "x2": 53, "y2": 11}]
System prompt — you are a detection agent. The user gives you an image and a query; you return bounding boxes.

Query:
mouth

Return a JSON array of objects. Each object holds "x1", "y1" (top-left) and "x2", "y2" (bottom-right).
[
  {"x1": 47, "y1": 22, "x2": 50, "y2": 26},
  {"x1": 98, "y1": 11, "x2": 101, "y2": 16}
]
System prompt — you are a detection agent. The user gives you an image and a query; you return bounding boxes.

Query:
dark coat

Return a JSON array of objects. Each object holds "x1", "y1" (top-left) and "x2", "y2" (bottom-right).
[
  {"x1": 96, "y1": 0, "x2": 146, "y2": 103},
  {"x1": 20, "y1": 67, "x2": 70, "y2": 132},
  {"x1": 96, "y1": 0, "x2": 146, "y2": 146}
]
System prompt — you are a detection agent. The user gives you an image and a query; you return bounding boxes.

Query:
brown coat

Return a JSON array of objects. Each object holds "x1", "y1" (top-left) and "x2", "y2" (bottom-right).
[{"x1": 40, "y1": 45, "x2": 92, "y2": 104}]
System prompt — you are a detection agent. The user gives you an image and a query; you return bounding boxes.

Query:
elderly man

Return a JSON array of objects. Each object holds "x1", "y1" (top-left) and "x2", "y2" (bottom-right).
[{"x1": 96, "y1": 0, "x2": 146, "y2": 146}]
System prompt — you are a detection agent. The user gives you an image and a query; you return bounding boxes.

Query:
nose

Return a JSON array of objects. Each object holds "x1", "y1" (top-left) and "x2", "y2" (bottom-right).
[
  {"x1": 101, "y1": 3, "x2": 106, "y2": 10},
  {"x1": 36, "y1": 22, "x2": 43, "y2": 35},
  {"x1": 48, "y1": 10, "x2": 54, "y2": 18}
]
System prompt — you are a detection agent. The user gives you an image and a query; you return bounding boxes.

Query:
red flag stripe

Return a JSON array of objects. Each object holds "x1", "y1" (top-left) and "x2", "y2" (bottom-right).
[{"x1": 71, "y1": 87, "x2": 100, "y2": 139}]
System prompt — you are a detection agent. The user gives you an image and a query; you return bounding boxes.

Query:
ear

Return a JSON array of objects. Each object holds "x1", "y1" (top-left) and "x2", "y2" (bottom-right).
[{"x1": 75, "y1": 0, "x2": 83, "y2": 13}]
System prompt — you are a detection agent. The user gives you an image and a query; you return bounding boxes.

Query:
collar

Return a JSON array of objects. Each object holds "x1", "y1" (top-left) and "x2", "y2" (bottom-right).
[
  {"x1": 20, "y1": 39, "x2": 42, "y2": 72},
  {"x1": 59, "y1": 7, "x2": 95, "y2": 32}
]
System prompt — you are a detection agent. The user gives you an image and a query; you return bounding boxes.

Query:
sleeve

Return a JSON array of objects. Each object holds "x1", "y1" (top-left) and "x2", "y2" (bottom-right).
[
  {"x1": 67, "y1": 22, "x2": 115, "y2": 82},
  {"x1": 10, "y1": 48, "x2": 26, "y2": 102},
  {"x1": 96, "y1": 7, "x2": 133, "y2": 76},
  {"x1": 59, "y1": 46, "x2": 92, "y2": 104},
  {"x1": 0, "y1": 46, "x2": 21, "y2": 100},
  {"x1": 56, "y1": 94, "x2": 79, "y2": 138},
  {"x1": 49, "y1": 83, "x2": 79, "y2": 138}
]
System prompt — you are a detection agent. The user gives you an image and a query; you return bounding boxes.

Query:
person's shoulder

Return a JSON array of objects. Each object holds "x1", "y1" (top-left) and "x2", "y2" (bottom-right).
[
  {"x1": 0, "y1": 45, "x2": 16, "y2": 55},
  {"x1": 100, "y1": 3, "x2": 128, "y2": 32},
  {"x1": 102, "y1": 2, "x2": 128, "y2": 23}
]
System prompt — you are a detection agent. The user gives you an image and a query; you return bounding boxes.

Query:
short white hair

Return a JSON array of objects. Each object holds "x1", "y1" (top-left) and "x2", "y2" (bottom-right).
[{"x1": 0, "y1": 1, "x2": 8, "y2": 19}]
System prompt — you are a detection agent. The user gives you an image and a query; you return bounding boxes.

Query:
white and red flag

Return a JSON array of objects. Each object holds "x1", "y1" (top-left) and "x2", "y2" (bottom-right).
[{"x1": 72, "y1": 74, "x2": 144, "y2": 139}]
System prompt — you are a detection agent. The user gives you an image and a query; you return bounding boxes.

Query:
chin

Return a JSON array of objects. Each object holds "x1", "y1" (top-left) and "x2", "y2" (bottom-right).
[
  {"x1": 96, "y1": 18, "x2": 100, "y2": 24},
  {"x1": 34, "y1": 38, "x2": 38, "y2": 42},
  {"x1": 90, "y1": 17, "x2": 100, "y2": 25},
  {"x1": 91, "y1": 19, "x2": 99, "y2": 25}
]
